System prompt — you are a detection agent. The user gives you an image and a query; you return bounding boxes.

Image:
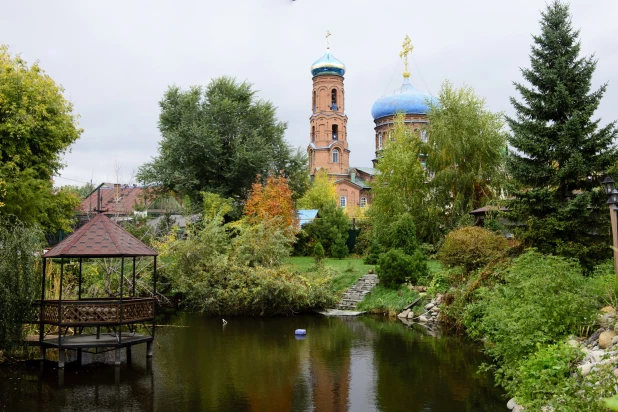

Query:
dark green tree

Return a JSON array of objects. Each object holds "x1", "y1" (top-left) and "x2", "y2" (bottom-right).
[
  {"x1": 506, "y1": 1, "x2": 617, "y2": 269},
  {"x1": 304, "y1": 201, "x2": 350, "y2": 258},
  {"x1": 137, "y1": 77, "x2": 308, "y2": 205}
]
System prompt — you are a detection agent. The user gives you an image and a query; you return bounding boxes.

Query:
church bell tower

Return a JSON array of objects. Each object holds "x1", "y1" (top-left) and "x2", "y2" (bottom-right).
[{"x1": 308, "y1": 32, "x2": 349, "y2": 176}]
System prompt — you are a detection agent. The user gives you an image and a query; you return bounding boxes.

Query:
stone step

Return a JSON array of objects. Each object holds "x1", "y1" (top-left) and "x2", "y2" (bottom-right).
[{"x1": 333, "y1": 272, "x2": 379, "y2": 310}]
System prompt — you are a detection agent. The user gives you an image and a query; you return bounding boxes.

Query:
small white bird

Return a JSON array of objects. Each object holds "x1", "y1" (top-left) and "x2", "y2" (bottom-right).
[{"x1": 222, "y1": 319, "x2": 228, "y2": 325}]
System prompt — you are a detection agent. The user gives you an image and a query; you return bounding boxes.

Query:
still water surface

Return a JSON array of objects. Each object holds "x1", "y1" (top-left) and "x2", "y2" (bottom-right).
[{"x1": 0, "y1": 313, "x2": 505, "y2": 411}]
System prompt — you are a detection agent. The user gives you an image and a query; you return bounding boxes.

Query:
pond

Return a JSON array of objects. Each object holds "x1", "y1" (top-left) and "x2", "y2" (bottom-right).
[{"x1": 0, "y1": 313, "x2": 505, "y2": 411}]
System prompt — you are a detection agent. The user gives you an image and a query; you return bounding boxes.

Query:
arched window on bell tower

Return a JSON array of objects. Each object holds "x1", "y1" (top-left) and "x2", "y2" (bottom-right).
[
  {"x1": 332, "y1": 124, "x2": 338, "y2": 140},
  {"x1": 332, "y1": 149, "x2": 339, "y2": 163},
  {"x1": 331, "y1": 89, "x2": 338, "y2": 110},
  {"x1": 312, "y1": 126, "x2": 315, "y2": 142},
  {"x1": 378, "y1": 132, "x2": 383, "y2": 149}
]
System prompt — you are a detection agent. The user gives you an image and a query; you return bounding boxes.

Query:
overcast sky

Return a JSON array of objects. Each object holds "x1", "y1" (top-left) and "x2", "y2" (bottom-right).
[{"x1": 1, "y1": 0, "x2": 617, "y2": 187}]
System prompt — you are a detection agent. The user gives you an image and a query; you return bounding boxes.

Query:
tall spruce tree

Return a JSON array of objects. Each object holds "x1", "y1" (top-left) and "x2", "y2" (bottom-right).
[{"x1": 506, "y1": 1, "x2": 617, "y2": 270}]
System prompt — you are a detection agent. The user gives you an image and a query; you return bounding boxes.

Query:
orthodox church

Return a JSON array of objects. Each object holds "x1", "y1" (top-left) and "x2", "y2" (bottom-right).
[{"x1": 307, "y1": 35, "x2": 435, "y2": 213}]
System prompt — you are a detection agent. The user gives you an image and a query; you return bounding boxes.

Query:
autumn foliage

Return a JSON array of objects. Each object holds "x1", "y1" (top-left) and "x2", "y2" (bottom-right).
[{"x1": 244, "y1": 175, "x2": 296, "y2": 230}]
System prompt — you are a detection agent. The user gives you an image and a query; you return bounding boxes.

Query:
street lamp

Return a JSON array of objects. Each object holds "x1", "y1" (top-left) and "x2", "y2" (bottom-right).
[{"x1": 603, "y1": 176, "x2": 618, "y2": 277}]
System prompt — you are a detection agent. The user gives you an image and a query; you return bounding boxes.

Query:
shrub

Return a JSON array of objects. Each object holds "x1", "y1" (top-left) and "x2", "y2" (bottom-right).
[
  {"x1": 183, "y1": 264, "x2": 336, "y2": 316},
  {"x1": 330, "y1": 241, "x2": 349, "y2": 259},
  {"x1": 377, "y1": 249, "x2": 428, "y2": 289},
  {"x1": 463, "y1": 250, "x2": 598, "y2": 363},
  {"x1": 438, "y1": 226, "x2": 508, "y2": 272},
  {"x1": 232, "y1": 221, "x2": 292, "y2": 268},
  {"x1": 387, "y1": 213, "x2": 419, "y2": 256},
  {"x1": 303, "y1": 201, "x2": 350, "y2": 258},
  {"x1": 313, "y1": 242, "x2": 325, "y2": 264},
  {"x1": 496, "y1": 342, "x2": 584, "y2": 410}
]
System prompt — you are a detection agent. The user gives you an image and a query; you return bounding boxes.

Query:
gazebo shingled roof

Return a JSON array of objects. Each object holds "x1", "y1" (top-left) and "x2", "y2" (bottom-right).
[{"x1": 44, "y1": 213, "x2": 157, "y2": 258}]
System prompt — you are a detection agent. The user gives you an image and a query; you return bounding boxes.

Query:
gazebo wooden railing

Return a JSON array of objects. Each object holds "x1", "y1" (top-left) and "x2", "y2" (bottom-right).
[{"x1": 38, "y1": 212, "x2": 159, "y2": 368}]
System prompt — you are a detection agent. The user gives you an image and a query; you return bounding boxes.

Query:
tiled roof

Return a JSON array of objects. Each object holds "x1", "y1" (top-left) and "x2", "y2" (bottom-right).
[
  {"x1": 44, "y1": 213, "x2": 157, "y2": 258},
  {"x1": 79, "y1": 184, "x2": 150, "y2": 215}
]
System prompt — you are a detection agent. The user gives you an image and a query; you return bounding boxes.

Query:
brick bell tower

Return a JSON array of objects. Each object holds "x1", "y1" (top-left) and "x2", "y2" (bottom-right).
[{"x1": 307, "y1": 32, "x2": 349, "y2": 177}]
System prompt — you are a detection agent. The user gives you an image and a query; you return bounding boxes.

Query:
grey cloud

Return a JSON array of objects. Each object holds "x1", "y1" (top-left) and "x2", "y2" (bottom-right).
[{"x1": 1, "y1": 0, "x2": 616, "y2": 186}]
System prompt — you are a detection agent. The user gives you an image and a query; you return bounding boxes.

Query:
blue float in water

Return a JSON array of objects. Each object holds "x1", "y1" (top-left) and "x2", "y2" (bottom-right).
[{"x1": 295, "y1": 329, "x2": 306, "y2": 336}]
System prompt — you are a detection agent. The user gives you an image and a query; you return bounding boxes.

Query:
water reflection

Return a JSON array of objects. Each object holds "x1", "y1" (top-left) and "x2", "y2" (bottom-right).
[{"x1": 0, "y1": 314, "x2": 505, "y2": 411}]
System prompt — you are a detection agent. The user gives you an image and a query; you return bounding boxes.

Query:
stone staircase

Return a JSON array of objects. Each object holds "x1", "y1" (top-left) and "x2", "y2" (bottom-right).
[{"x1": 336, "y1": 273, "x2": 379, "y2": 310}]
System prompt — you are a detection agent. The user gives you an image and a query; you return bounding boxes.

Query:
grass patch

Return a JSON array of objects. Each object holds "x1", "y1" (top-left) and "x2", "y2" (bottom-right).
[
  {"x1": 356, "y1": 285, "x2": 419, "y2": 313},
  {"x1": 427, "y1": 259, "x2": 443, "y2": 274},
  {"x1": 286, "y1": 256, "x2": 375, "y2": 294}
]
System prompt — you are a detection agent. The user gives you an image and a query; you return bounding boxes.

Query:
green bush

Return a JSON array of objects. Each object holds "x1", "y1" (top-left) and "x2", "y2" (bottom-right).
[
  {"x1": 438, "y1": 226, "x2": 508, "y2": 272},
  {"x1": 496, "y1": 340, "x2": 618, "y2": 411},
  {"x1": 162, "y1": 214, "x2": 337, "y2": 315},
  {"x1": 303, "y1": 201, "x2": 350, "y2": 258},
  {"x1": 330, "y1": 241, "x2": 348, "y2": 259},
  {"x1": 313, "y1": 242, "x2": 325, "y2": 264},
  {"x1": 496, "y1": 342, "x2": 583, "y2": 410},
  {"x1": 377, "y1": 249, "x2": 428, "y2": 289},
  {"x1": 387, "y1": 213, "x2": 419, "y2": 256},
  {"x1": 463, "y1": 250, "x2": 598, "y2": 363},
  {"x1": 183, "y1": 264, "x2": 336, "y2": 316}
]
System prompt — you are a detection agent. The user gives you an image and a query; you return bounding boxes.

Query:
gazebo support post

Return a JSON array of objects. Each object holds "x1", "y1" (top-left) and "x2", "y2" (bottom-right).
[
  {"x1": 58, "y1": 260, "x2": 63, "y2": 347},
  {"x1": 126, "y1": 346, "x2": 132, "y2": 364},
  {"x1": 132, "y1": 256, "x2": 136, "y2": 297},
  {"x1": 119, "y1": 257, "x2": 124, "y2": 345},
  {"x1": 78, "y1": 257, "x2": 82, "y2": 300},
  {"x1": 58, "y1": 349, "x2": 66, "y2": 369},
  {"x1": 115, "y1": 348, "x2": 121, "y2": 366},
  {"x1": 39, "y1": 258, "x2": 47, "y2": 354},
  {"x1": 147, "y1": 255, "x2": 157, "y2": 359}
]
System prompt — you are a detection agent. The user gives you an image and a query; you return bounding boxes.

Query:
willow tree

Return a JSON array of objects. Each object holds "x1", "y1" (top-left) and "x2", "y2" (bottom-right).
[
  {"x1": 426, "y1": 81, "x2": 507, "y2": 229},
  {"x1": 370, "y1": 113, "x2": 438, "y2": 242}
]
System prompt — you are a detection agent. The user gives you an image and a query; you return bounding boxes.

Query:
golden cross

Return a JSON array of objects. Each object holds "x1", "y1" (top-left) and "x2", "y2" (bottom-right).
[
  {"x1": 399, "y1": 35, "x2": 414, "y2": 78},
  {"x1": 326, "y1": 30, "x2": 332, "y2": 49}
]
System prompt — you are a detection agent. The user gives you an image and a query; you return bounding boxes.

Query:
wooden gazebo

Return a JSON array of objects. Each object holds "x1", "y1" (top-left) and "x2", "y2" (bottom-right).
[{"x1": 38, "y1": 213, "x2": 158, "y2": 368}]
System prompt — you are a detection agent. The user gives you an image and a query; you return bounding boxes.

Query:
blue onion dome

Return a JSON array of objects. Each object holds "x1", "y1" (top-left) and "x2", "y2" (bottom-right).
[
  {"x1": 371, "y1": 77, "x2": 437, "y2": 120},
  {"x1": 311, "y1": 49, "x2": 346, "y2": 77}
]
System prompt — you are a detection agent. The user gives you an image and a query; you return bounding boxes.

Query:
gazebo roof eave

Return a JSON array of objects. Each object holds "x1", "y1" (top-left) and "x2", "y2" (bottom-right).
[{"x1": 43, "y1": 252, "x2": 158, "y2": 259}]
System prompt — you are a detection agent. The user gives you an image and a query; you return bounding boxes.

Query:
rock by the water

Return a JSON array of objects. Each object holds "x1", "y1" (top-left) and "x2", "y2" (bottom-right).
[
  {"x1": 507, "y1": 398, "x2": 517, "y2": 409},
  {"x1": 612, "y1": 335, "x2": 618, "y2": 346},
  {"x1": 425, "y1": 303, "x2": 435, "y2": 311},
  {"x1": 407, "y1": 311, "x2": 415, "y2": 319},
  {"x1": 599, "y1": 331, "x2": 617, "y2": 349},
  {"x1": 419, "y1": 315, "x2": 428, "y2": 323},
  {"x1": 585, "y1": 350, "x2": 606, "y2": 363},
  {"x1": 579, "y1": 363, "x2": 593, "y2": 376},
  {"x1": 568, "y1": 339, "x2": 579, "y2": 348},
  {"x1": 398, "y1": 309, "x2": 410, "y2": 319},
  {"x1": 599, "y1": 313, "x2": 616, "y2": 328}
]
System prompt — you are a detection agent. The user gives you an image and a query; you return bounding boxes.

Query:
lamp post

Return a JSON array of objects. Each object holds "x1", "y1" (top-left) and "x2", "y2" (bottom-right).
[{"x1": 602, "y1": 176, "x2": 618, "y2": 277}]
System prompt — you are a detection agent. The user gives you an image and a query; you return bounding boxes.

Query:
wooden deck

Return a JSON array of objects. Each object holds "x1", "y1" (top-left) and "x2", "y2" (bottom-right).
[{"x1": 38, "y1": 332, "x2": 152, "y2": 349}]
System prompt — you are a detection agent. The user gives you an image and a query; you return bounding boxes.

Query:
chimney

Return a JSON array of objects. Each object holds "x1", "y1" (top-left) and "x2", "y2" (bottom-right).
[{"x1": 114, "y1": 183, "x2": 121, "y2": 202}]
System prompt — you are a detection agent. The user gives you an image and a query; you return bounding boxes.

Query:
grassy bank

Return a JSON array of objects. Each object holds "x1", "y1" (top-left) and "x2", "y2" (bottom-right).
[
  {"x1": 287, "y1": 256, "x2": 375, "y2": 294},
  {"x1": 357, "y1": 285, "x2": 419, "y2": 314}
]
